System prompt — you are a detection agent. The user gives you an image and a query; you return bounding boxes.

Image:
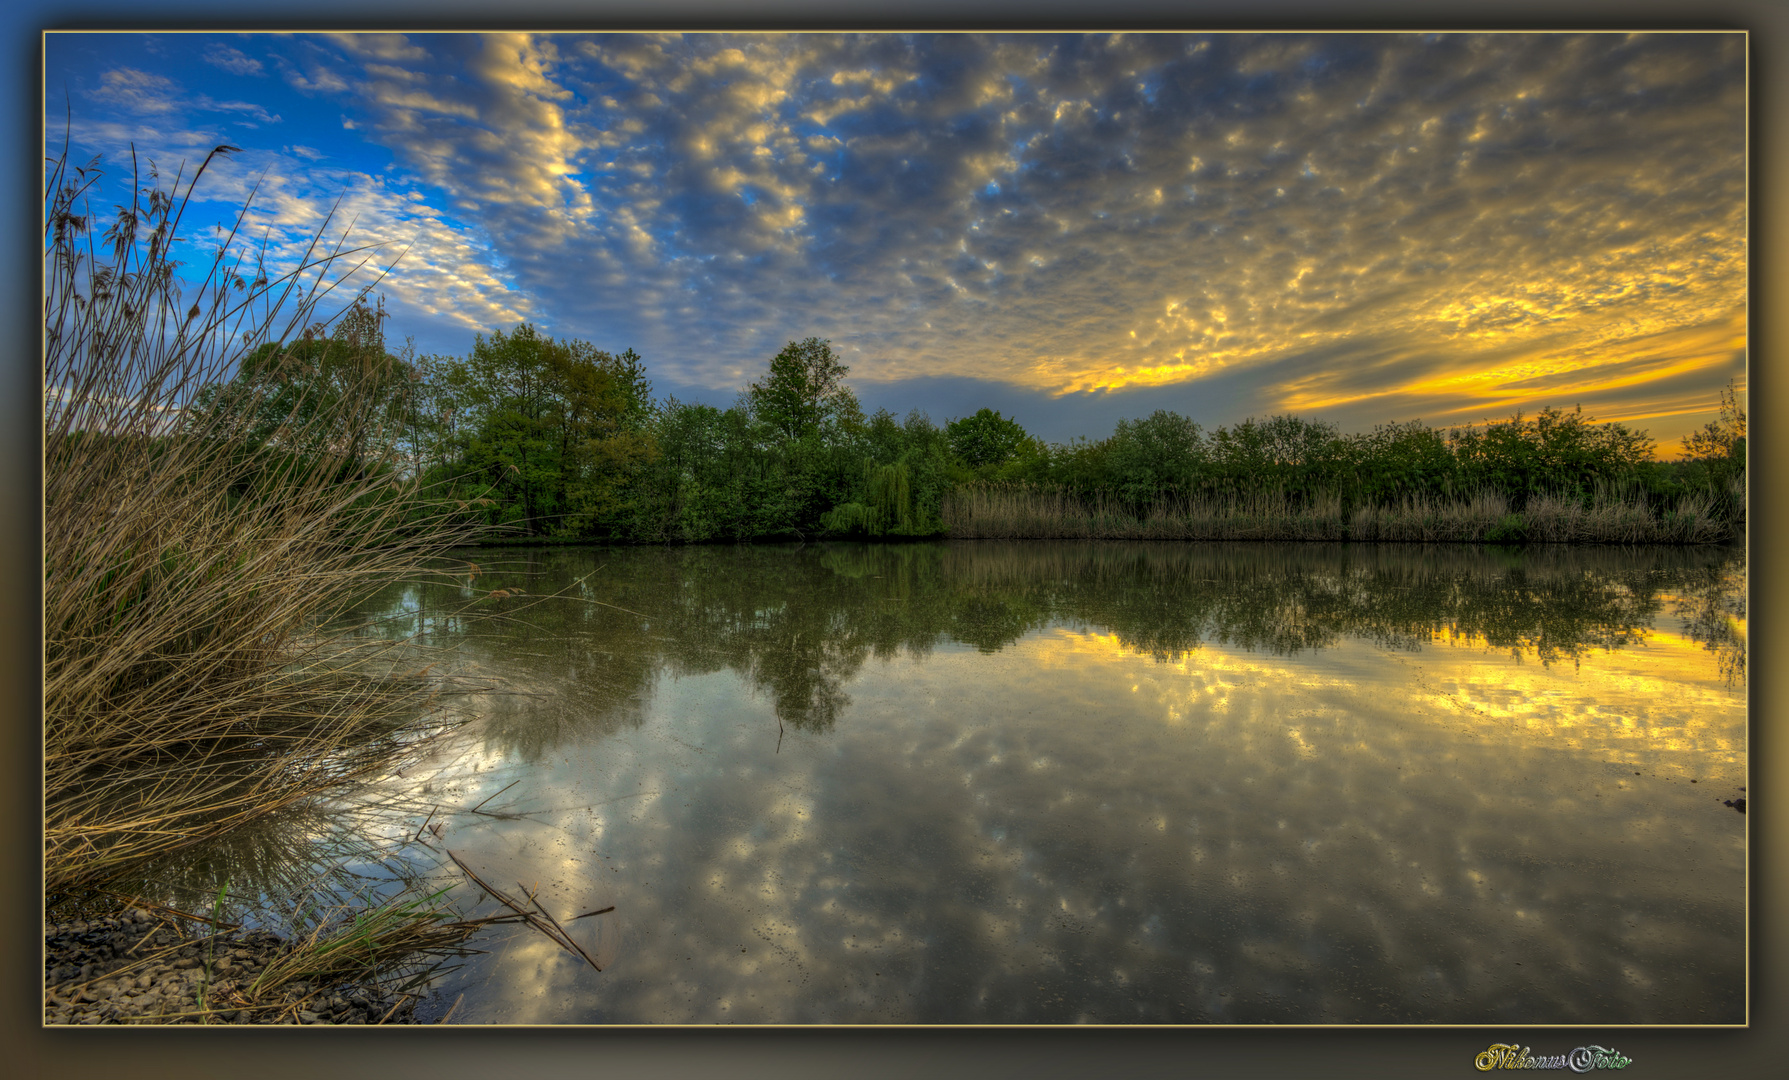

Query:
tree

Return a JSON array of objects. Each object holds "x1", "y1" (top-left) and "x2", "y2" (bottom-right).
[
  {"x1": 1677, "y1": 379, "x2": 1746, "y2": 498},
  {"x1": 547, "y1": 340, "x2": 658, "y2": 535},
  {"x1": 1105, "y1": 410, "x2": 1205, "y2": 507},
  {"x1": 191, "y1": 294, "x2": 415, "y2": 482},
  {"x1": 748, "y1": 337, "x2": 858, "y2": 444},
  {"x1": 946, "y1": 408, "x2": 1036, "y2": 470},
  {"x1": 1682, "y1": 380, "x2": 1746, "y2": 466},
  {"x1": 1448, "y1": 406, "x2": 1654, "y2": 505},
  {"x1": 424, "y1": 325, "x2": 657, "y2": 536},
  {"x1": 1349, "y1": 421, "x2": 1457, "y2": 503}
]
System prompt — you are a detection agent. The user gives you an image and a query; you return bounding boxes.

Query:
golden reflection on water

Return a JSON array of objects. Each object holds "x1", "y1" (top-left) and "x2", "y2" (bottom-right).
[{"x1": 1031, "y1": 618, "x2": 1744, "y2": 770}]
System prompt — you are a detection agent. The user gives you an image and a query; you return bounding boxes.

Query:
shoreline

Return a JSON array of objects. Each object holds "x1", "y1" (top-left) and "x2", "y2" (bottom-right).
[{"x1": 43, "y1": 906, "x2": 427, "y2": 1026}]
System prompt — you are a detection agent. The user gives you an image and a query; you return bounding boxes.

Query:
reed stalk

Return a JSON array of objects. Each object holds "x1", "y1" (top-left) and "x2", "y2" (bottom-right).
[
  {"x1": 43, "y1": 140, "x2": 473, "y2": 901},
  {"x1": 940, "y1": 483, "x2": 1734, "y2": 544}
]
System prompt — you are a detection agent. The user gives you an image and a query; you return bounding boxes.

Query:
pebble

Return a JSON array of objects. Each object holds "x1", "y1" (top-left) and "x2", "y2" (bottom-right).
[{"x1": 44, "y1": 907, "x2": 424, "y2": 1025}]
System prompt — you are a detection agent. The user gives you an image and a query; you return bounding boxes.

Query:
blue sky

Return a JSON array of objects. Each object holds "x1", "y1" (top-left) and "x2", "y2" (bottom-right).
[{"x1": 44, "y1": 31, "x2": 1746, "y2": 451}]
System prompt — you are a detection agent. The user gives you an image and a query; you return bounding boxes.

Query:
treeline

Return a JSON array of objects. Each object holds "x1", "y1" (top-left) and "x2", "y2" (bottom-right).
[{"x1": 199, "y1": 311, "x2": 1747, "y2": 544}]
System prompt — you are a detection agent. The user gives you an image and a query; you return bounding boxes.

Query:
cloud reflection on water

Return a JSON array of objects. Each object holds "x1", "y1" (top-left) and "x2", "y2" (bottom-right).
[{"x1": 363, "y1": 542, "x2": 1743, "y2": 1024}]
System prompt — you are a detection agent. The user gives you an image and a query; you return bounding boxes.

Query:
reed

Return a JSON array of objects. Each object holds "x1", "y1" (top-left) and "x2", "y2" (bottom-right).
[
  {"x1": 240, "y1": 887, "x2": 486, "y2": 1009},
  {"x1": 1346, "y1": 491, "x2": 1510, "y2": 543},
  {"x1": 43, "y1": 142, "x2": 472, "y2": 900},
  {"x1": 941, "y1": 483, "x2": 1735, "y2": 544}
]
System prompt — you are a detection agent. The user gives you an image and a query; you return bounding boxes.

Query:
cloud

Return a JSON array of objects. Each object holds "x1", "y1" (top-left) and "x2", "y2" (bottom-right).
[
  {"x1": 60, "y1": 32, "x2": 1743, "y2": 441},
  {"x1": 324, "y1": 33, "x2": 595, "y2": 247},
  {"x1": 278, "y1": 55, "x2": 350, "y2": 94},
  {"x1": 90, "y1": 68, "x2": 179, "y2": 113},
  {"x1": 204, "y1": 44, "x2": 265, "y2": 76},
  {"x1": 500, "y1": 32, "x2": 1742, "y2": 421},
  {"x1": 56, "y1": 112, "x2": 536, "y2": 352},
  {"x1": 88, "y1": 67, "x2": 280, "y2": 124}
]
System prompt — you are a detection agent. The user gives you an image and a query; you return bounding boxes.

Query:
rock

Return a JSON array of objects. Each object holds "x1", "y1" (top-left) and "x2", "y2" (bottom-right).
[{"x1": 44, "y1": 913, "x2": 428, "y2": 1026}]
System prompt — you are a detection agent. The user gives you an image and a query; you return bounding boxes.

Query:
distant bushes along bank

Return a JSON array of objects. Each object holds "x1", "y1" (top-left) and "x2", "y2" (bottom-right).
[{"x1": 190, "y1": 316, "x2": 1745, "y2": 545}]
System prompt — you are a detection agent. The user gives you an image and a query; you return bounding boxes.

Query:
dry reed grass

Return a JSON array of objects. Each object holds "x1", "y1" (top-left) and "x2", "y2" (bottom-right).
[
  {"x1": 44, "y1": 143, "x2": 473, "y2": 899},
  {"x1": 942, "y1": 486, "x2": 1351, "y2": 540},
  {"x1": 1346, "y1": 492, "x2": 1510, "y2": 543},
  {"x1": 941, "y1": 484, "x2": 1734, "y2": 544},
  {"x1": 238, "y1": 886, "x2": 488, "y2": 1010}
]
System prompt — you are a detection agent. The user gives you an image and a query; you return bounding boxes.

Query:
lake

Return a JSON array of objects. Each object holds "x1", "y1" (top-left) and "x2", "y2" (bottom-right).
[{"x1": 243, "y1": 541, "x2": 1752, "y2": 1024}]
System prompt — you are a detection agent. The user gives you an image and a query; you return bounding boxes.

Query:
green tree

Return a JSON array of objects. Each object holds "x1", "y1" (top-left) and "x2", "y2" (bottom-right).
[
  {"x1": 820, "y1": 408, "x2": 952, "y2": 538},
  {"x1": 748, "y1": 337, "x2": 859, "y2": 443},
  {"x1": 1449, "y1": 406, "x2": 1654, "y2": 506},
  {"x1": 548, "y1": 341, "x2": 658, "y2": 535},
  {"x1": 194, "y1": 295, "x2": 414, "y2": 476},
  {"x1": 946, "y1": 408, "x2": 1039, "y2": 474},
  {"x1": 1348, "y1": 421, "x2": 1457, "y2": 504},
  {"x1": 456, "y1": 324, "x2": 560, "y2": 533},
  {"x1": 424, "y1": 325, "x2": 657, "y2": 537},
  {"x1": 1680, "y1": 379, "x2": 1746, "y2": 490},
  {"x1": 1105, "y1": 410, "x2": 1206, "y2": 508}
]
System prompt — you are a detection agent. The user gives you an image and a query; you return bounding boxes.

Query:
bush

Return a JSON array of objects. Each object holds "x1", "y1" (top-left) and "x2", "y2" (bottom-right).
[{"x1": 1485, "y1": 513, "x2": 1529, "y2": 545}]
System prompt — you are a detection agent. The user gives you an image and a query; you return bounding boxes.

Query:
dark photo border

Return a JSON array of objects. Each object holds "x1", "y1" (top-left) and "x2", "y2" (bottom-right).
[{"x1": 9, "y1": 4, "x2": 1782, "y2": 1078}]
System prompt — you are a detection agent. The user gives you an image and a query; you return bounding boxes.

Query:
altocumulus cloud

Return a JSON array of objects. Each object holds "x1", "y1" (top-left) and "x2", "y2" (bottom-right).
[
  {"x1": 58, "y1": 51, "x2": 538, "y2": 342},
  {"x1": 48, "y1": 31, "x2": 1744, "y2": 446}
]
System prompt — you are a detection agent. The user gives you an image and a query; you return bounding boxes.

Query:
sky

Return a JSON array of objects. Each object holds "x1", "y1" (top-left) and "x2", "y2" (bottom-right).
[{"x1": 43, "y1": 30, "x2": 1747, "y2": 453}]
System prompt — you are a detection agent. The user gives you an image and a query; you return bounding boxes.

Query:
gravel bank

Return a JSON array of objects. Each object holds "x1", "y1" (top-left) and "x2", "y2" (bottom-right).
[{"x1": 44, "y1": 906, "x2": 426, "y2": 1025}]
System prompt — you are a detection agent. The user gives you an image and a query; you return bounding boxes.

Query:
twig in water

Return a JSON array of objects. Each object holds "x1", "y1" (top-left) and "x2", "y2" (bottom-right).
[
  {"x1": 379, "y1": 992, "x2": 415, "y2": 1025},
  {"x1": 518, "y1": 881, "x2": 603, "y2": 971},
  {"x1": 570, "y1": 906, "x2": 615, "y2": 921},
  {"x1": 94, "y1": 890, "x2": 242, "y2": 931},
  {"x1": 467, "y1": 779, "x2": 521, "y2": 815},
  {"x1": 435, "y1": 847, "x2": 604, "y2": 971},
  {"x1": 412, "y1": 805, "x2": 440, "y2": 843}
]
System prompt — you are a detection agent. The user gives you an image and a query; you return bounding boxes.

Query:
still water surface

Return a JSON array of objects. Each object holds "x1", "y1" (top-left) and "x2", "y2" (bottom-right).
[{"x1": 313, "y1": 542, "x2": 1750, "y2": 1023}]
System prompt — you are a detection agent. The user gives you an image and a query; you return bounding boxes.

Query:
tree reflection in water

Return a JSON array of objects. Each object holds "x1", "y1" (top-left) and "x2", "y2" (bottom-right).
[{"x1": 344, "y1": 540, "x2": 1744, "y2": 762}]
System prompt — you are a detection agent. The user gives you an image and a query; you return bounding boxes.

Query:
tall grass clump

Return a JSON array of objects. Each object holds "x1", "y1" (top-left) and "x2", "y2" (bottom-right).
[
  {"x1": 1346, "y1": 491, "x2": 1511, "y2": 543},
  {"x1": 44, "y1": 142, "x2": 470, "y2": 901},
  {"x1": 942, "y1": 482, "x2": 1736, "y2": 544},
  {"x1": 943, "y1": 484, "x2": 1350, "y2": 541}
]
